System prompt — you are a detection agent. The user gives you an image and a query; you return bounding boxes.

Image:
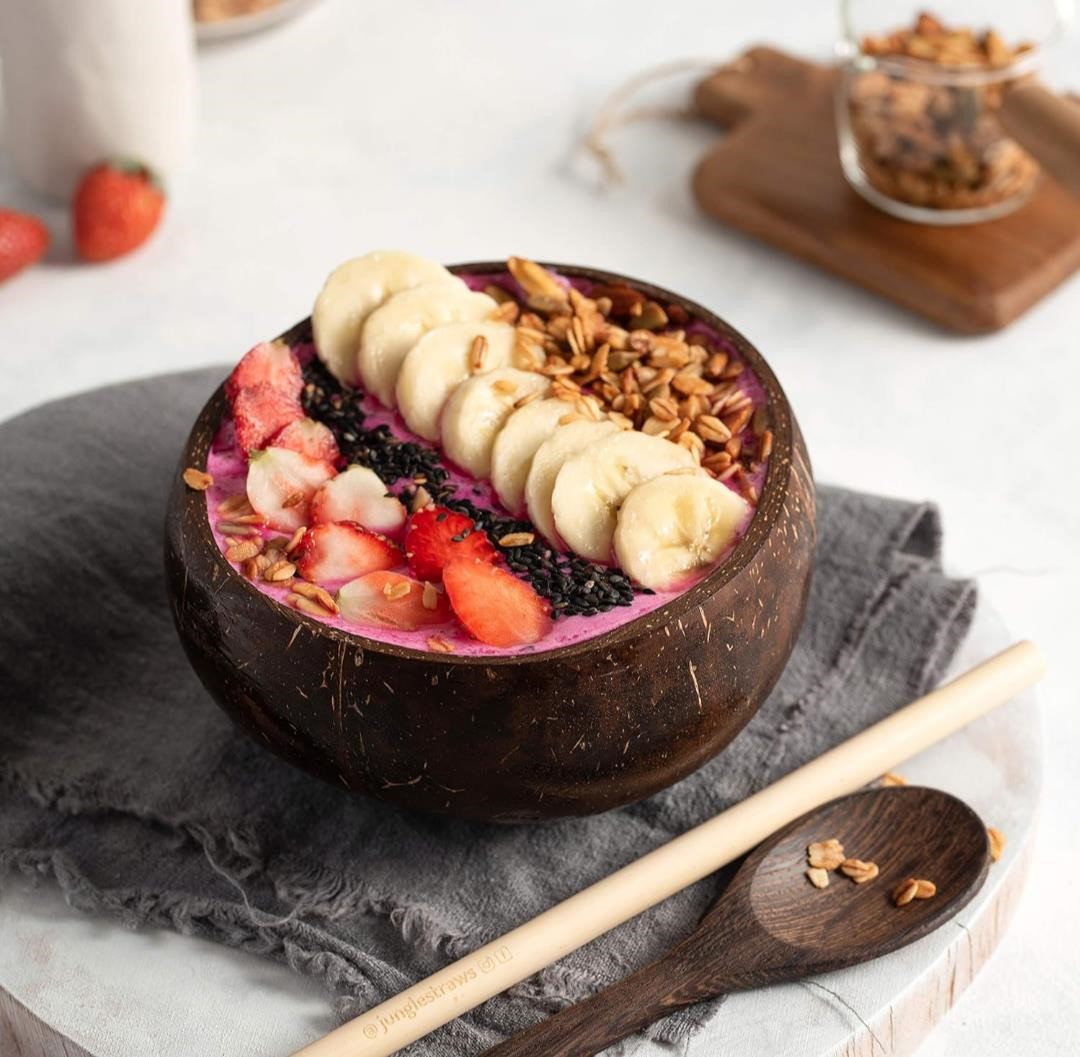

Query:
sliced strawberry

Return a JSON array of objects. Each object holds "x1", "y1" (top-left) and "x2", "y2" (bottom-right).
[
  {"x1": 443, "y1": 558, "x2": 552, "y2": 647},
  {"x1": 404, "y1": 506, "x2": 497, "y2": 582},
  {"x1": 232, "y1": 383, "x2": 305, "y2": 454},
  {"x1": 245, "y1": 446, "x2": 337, "y2": 532},
  {"x1": 225, "y1": 340, "x2": 303, "y2": 403},
  {"x1": 337, "y1": 571, "x2": 450, "y2": 630},
  {"x1": 295, "y1": 522, "x2": 401, "y2": 583},
  {"x1": 310, "y1": 465, "x2": 405, "y2": 535},
  {"x1": 269, "y1": 418, "x2": 341, "y2": 464}
]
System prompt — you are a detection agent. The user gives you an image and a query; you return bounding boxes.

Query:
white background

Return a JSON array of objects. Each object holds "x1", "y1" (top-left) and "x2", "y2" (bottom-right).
[{"x1": 1, "y1": 1, "x2": 1077, "y2": 1053}]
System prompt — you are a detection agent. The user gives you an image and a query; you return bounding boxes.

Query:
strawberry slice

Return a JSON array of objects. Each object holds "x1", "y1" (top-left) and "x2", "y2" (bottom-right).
[
  {"x1": 225, "y1": 340, "x2": 303, "y2": 403},
  {"x1": 337, "y1": 571, "x2": 450, "y2": 630},
  {"x1": 443, "y1": 558, "x2": 552, "y2": 647},
  {"x1": 404, "y1": 506, "x2": 497, "y2": 582},
  {"x1": 232, "y1": 383, "x2": 305, "y2": 454},
  {"x1": 269, "y1": 418, "x2": 341, "y2": 464},
  {"x1": 295, "y1": 522, "x2": 401, "y2": 583},
  {"x1": 245, "y1": 446, "x2": 336, "y2": 532},
  {"x1": 311, "y1": 465, "x2": 406, "y2": 535}
]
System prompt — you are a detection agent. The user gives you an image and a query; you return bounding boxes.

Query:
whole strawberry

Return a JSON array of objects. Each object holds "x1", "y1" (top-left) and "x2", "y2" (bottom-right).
[
  {"x1": 73, "y1": 160, "x2": 165, "y2": 262},
  {"x1": 0, "y1": 208, "x2": 49, "y2": 283}
]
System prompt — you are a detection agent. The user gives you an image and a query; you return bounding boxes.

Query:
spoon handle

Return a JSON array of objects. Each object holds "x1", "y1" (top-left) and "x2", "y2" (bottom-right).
[{"x1": 479, "y1": 935, "x2": 735, "y2": 1057}]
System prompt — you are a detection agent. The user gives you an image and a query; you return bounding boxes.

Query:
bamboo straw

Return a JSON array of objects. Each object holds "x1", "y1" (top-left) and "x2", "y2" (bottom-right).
[{"x1": 290, "y1": 641, "x2": 1044, "y2": 1057}]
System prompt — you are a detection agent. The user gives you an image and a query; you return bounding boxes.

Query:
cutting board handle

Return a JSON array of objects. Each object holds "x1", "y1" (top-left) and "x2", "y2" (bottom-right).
[{"x1": 694, "y1": 47, "x2": 814, "y2": 130}]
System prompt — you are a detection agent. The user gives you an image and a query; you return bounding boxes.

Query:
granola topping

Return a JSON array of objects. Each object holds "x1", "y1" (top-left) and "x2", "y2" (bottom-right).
[{"x1": 847, "y1": 11, "x2": 1038, "y2": 213}]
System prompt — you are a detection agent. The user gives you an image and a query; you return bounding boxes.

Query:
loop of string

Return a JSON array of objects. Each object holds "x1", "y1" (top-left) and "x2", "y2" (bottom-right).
[{"x1": 584, "y1": 57, "x2": 723, "y2": 185}]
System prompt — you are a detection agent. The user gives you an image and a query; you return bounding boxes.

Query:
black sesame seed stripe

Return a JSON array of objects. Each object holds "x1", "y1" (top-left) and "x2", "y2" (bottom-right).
[{"x1": 300, "y1": 357, "x2": 643, "y2": 617}]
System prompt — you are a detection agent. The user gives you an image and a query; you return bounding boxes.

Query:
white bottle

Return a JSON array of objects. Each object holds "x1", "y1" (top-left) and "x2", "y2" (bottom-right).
[{"x1": 0, "y1": 0, "x2": 196, "y2": 199}]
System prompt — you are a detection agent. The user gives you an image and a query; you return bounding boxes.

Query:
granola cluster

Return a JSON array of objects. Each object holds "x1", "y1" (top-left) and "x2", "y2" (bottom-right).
[
  {"x1": 848, "y1": 11, "x2": 1038, "y2": 212},
  {"x1": 490, "y1": 257, "x2": 769, "y2": 504}
]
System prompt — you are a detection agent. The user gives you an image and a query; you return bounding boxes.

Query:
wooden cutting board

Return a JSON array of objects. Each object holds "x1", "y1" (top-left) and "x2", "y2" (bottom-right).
[{"x1": 692, "y1": 47, "x2": 1080, "y2": 333}]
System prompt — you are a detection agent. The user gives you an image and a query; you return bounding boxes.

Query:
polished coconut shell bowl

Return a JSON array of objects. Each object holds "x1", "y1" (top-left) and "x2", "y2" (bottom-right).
[{"x1": 165, "y1": 263, "x2": 815, "y2": 822}]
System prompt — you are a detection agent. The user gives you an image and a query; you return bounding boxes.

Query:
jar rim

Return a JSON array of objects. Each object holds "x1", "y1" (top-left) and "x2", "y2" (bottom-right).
[
  {"x1": 836, "y1": 0, "x2": 1074, "y2": 85},
  {"x1": 835, "y1": 39, "x2": 1044, "y2": 86}
]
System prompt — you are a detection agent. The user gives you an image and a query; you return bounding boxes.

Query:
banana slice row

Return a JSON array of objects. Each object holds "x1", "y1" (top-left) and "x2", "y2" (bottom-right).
[{"x1": 310, "y1": 252, "x2": 751, "y2": 589}]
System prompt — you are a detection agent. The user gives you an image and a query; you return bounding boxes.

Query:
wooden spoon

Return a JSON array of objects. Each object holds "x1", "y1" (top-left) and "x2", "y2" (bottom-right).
[{"x1": 481, "y1": 786, "x2": 990, "y2": 1057}]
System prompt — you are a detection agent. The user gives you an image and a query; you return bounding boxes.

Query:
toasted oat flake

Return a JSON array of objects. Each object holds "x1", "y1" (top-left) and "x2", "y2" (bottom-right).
[
  {"x1": 806, "y1": 867, "x2": 830, "y2": 890},
  {"x1": 695, "y1": 414, "x2": 732, "y2": 445},
  {"x1": 427, "y1": 634, "x2": 455, "y2": 654},
  {"x1": 183, "y1": 467, "x2": 213, "y2": 491},
  {"x1": 383, "y1": 581, "x2": 411, "y2": 602},
  {"x1": 892, "y1": 878, "x2": 919, "y2": 906},
  {"x1": 839, "y1": 858, "x2": 879, "y2": 884},
  {"x1": 914, "y1": 879, "x2": 936, "y2": 899},
  {"x1": 880, "y1": 771, "x2": 907, "y2": 787},
  {"x1": 265, "y1": 560, "x2": 296, "y2": 582},
  {"x1": 292, "y1": 581, "x2": 339, "y2": 614},
  {"x1": 507, "y1": 257, "x2": 569, "y2": 306},
  {"x1": 493, "y1": 378, "x2": 518, "y2": 395},
  {"x1": 488, "y1": 300, "x2": 519, "y2": 324},
  {"x1": 290, "y1": 593, "x2": 333, "y2": 619},
  {"x1": 225, "y1": 540, "x2": 262, "y2": 563},
  {"x1": 987, "y1": 826, "x2": 1006, "y2": 862},
  {"x1": 469, "y1": 334, "x2": 489, "y2": 373},
  {"x1": 241, "y1": 557, "x2": 261, "y2": 580},
  {"x1": 807, "y1": 839, "x2": 845, "y2": 870},
  {"x1": 422, "y1": 581, "x2": 439, "y2": 611},
  {"x1": 282, "y1": 491, "x2": 306, "y2": 510},
  {"x1": 284, "y1": 527, "x2": 307, "y2": 554},
  {"x1": 499, "y1": 532, "x2": 535, "y2": 548}
]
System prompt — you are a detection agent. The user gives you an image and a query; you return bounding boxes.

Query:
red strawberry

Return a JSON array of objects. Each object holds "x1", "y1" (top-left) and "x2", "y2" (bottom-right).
[
  {"x1": 404, "y1": 506, "x2": 497, "y2": 582},
  {"x1": 310, "y1": 465, "x2": 405, "y2": 534},
  {"x1": 246, "y1": 447, "x2": 336, "y2": 532},
  {"x1": 295, "y1": 522, "x2": 401, "y2": 583},
  {"x1": 225, "y1": 341, "x2": 303, "y2": 403},
  {"x1": 232, "y1": 383, "x2": 305, "y2": 454},
  {"x1": 443, "y1": 558, "x2": 551, "y2": 647},
  {"x1": 269, "y1": 418, "x2": 340, "y2": 464},
  {"x1": 0, "y1": 209, "x2": 49, "y2": 283},
  {"x1": 73, "y1": 160, "x2": 165, "y2": 262},
  {"x1": 336, "y1": 570, "x2": 451, "y2": 630}
]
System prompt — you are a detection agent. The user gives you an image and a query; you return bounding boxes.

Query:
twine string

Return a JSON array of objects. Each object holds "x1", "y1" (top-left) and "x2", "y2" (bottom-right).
[{"x1": 584, "y1": 57, "x2": 723, "y2": 185}]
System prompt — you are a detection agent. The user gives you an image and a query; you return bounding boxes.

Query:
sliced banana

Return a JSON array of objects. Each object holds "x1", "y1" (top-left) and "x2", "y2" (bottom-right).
[
  {"x1": 551, "y1": 432, "x2": 695, "y2": 562},
  {"x1": 312, "y1": 251, "x2": 452, "y2": 385},
  {"x1": 490, "y1": 398, "x2": 571, "y2": 517},
  {"x1": 358, "y1": 282, "x2": 496, "y2": 408},
  {"x1": 440, "y1": 368, "x2": 551, "y2": 479},
  {"x1": 524, "y1": 419, "x2": 620, "y2": 547},
  {"x1": 614, "y1": 472, "x2": 750, "y2": 590},
  {"x1": 396, "y1": 321, "x2": 517, "y2": 441}
]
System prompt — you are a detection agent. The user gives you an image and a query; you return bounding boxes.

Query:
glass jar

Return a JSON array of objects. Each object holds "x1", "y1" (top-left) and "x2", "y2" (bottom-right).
[{"x1": 835, "y1": 1, "x2": 1072, "y2": 224}]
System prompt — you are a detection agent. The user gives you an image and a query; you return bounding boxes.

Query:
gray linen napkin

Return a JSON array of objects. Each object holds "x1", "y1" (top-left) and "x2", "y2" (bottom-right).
[{"x1": 0, "y1": 369, "x2": 975, "y2": 1055}]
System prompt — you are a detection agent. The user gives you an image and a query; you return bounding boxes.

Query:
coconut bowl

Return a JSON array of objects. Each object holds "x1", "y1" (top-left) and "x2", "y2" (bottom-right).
[{"x1": 165, "y1": 262, "x2": 816, "y2": 822}]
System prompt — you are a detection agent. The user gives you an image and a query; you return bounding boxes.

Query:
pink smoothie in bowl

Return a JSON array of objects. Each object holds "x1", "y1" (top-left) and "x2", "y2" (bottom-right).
[{"x1": 202, "y1": 265, "x2": 771, "y2": 658}]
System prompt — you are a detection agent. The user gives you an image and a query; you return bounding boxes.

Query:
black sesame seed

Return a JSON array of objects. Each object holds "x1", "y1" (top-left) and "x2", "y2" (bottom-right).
[{"x1": 300, "y1": 355, "x2": 645, "y2": 618}]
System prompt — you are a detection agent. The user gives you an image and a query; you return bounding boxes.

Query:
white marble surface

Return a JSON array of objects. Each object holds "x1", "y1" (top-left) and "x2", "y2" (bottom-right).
[
  {"x1": 1, "y1": 0, "x2": 1078, "y2": 1053},
  {"x1": 0, "y1": 604, "x2": 1041, "y2": 1057}
]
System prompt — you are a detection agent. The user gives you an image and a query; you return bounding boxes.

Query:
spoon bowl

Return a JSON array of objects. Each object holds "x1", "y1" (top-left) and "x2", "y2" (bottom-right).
[
  {"x1": 483, "y1": 786, "x2": 991, "y2": 1057},
  {"x1": 743, "y1": 784, "x2": 990, "y2": 962}
]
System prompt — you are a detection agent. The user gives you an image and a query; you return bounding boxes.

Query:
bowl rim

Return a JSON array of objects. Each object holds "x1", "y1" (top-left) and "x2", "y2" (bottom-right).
[{"x1": 177, "y1": 260, "x2": 800, "y2": 667}]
